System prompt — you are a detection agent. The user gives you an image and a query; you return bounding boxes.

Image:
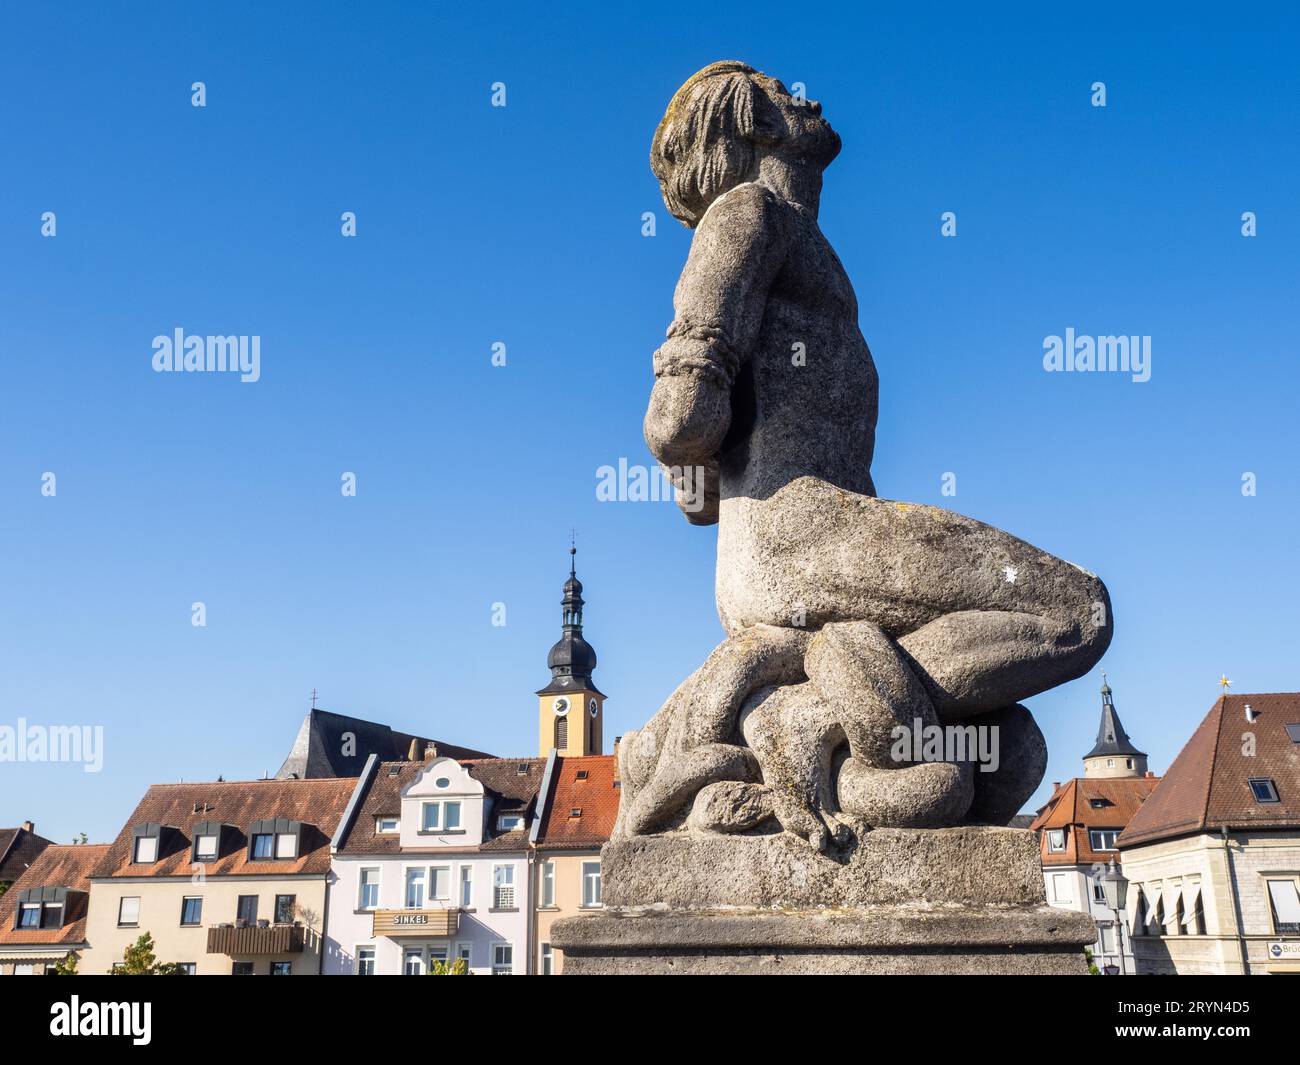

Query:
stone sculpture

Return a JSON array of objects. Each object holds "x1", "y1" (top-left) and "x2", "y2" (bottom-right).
[
  {"x1": 553, "y1": 62, "x2": 1107, "y2": 973},
  {"x1": 618, "y1": 61, "x2": 1112, "y2": 853}
]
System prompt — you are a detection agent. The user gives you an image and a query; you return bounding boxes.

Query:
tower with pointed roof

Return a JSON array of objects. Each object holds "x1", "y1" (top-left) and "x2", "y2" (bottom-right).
[
  {"x1": 537, "y1": 547, "x2": 604, "y2": 757},
  {"x1": 1082, "y1": 673, "x2": 1148, "y2": 779}
]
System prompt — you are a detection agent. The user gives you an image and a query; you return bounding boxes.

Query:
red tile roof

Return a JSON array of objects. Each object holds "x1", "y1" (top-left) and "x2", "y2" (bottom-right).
[
  {"x1": 91, "y1": 778, "x2": 356, "y2": 879},
  {"x1": 1030, "y1": 776, "x2": 1160, "y2": 865},
  {"x1": 1120, "y1": 693, "x2": 1300, "y2": 847},
  {"x1": 535, "y1": 755, "x2": 618, "y2": 849},
  {"x1": 0, "y1": 844, "x2": 110, "y2": 949}
]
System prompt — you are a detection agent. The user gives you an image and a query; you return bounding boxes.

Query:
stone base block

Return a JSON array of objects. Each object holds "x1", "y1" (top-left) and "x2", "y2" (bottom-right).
[
  {"x1": 551, "y1": 904, "x2": 1097, "y2": 975},
  {"x1": 601, "y1": 826, "x2": 1046, "y2": 909}
]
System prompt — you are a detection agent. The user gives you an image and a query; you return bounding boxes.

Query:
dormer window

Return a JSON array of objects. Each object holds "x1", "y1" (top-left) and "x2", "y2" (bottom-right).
[
  {"x1": 1089, "y1": 829, "x2": 1119, "y2": 851},
  {"x1": 14, "y1": 888, "x2": 74, "y2": 931},
  {"x1": 576, "y1": 770, "x2": 590, "y2": 780},
  {"x1": 375, "y1": 817, "x2": 399, "y2": 834},
  {"x1": 132, "y1": 823, "x2": 164, "y2": 864},
  {"x1": 1047, "y1": 829, "x2": 1066, "y2": 852},
  {"x1": 247, "y1": 819, "x2": 304, "y2": 861},
  {"x1": 192, "y1": 821, "x2": 225, "y2": 862},
  {"x1": 421, "y1": 801, "x2": 462, "y2": 833},
  {"x1": 497, "y1": 813, "x2": 524, "y2": 832}
]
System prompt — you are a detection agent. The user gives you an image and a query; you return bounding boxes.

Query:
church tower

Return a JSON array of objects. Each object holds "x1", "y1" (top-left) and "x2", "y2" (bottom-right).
[
  {"x1": 1082, "y1": 673, "x2": 1148, "y2": 779},
  {"x1": 537, "y1": 547, "x2": 604, "y2": 757}
]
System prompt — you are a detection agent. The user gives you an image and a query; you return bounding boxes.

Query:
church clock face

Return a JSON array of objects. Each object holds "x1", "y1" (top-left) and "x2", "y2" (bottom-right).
[
  {"x1": 589, "y1": 698, "x2": 598, "y2": 717},
  {"x1": 553, "y1": 697, "x2": 570, "y2": 717}
]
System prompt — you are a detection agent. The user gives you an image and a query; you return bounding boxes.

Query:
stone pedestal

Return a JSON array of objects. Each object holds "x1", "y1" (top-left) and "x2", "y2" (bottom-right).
[{"x1": 551, "y1": 827, "x2": 1096, "y2": 975}]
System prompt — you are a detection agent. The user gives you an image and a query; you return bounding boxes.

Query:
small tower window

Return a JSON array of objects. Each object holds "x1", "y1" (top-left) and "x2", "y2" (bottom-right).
[{"x1": 555, "y1": 716, "x2": 568, "y2": 750}]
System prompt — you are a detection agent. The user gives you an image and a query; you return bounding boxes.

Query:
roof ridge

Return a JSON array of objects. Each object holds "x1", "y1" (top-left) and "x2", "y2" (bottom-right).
[
  {"x1": 1200, "y1": 695, "x2": 1228, "y2": 832},
  {"x1": 146, "y1": 777, "x2": 355, "y2": 788}
]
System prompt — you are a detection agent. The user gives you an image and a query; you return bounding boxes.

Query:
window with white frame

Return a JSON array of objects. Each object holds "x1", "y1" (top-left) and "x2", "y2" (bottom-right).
[
  {"x1": 1089, "y1": 829, "x2": 1119, "y2": 851},
  {"x1": 1047, "y1": 829, "x2": 1066, "y2": 852},
  {"x1": 403, "y1": 948, "x2": 424, "y2": 976},
  {"x1": 421, "y1": 800, "x2": 462, "y2": 832},
  {"x1": 456, "y1": 942, "x2": 472, "y2": 965},
  {"x1": 541, "y1": 942, "x2": 554, "y2": 975},
  {"x1": 358, "y1": 867, "x2": 380, "y2": 910},
  {"x1": 1267, "y1": 879, "x2": 1300, "y2": 934},
  {"x1": 375, "y1": 817, "x2": 399, "y2": 834},
  {"x1": 118, "y1": 896, "x2": 141, "y2": 927},
  {"x1": 541, "y1": 860, "x2": 556, "y2": 907},
  {"x1": 430, "y1": 865, "x2": 451, "y2": 902},
  {"x1": 459, "y1": 865, "x2": 473, "y2": 907},
  {"x1": 133, "y1": 836, "x2": 158, "y2": 864},
  {"x1": 405, "y1": 868, "x2": 426, "y2": 908},
  {"x1": 493, "y1": 864, "x2": 515, "y2": 909},
  {"x1": 1050, "y1": 873, "x2": 1071, "y2": 904},
  {"x1": 356, "y1": 946, "x2": 375, "y2": 975},
  {"x1": 582, "y1": 860, "x2": 602, "y2": 908},
  {"x1": 497, "y1": 813, "x2": 524, "y2": 832},
  {"x1": 492, "y1": 943, "x2": 513, "y2": 975},
  {"x1": 1092, "y1": 879, "x2": 1107, "y2": 903}
]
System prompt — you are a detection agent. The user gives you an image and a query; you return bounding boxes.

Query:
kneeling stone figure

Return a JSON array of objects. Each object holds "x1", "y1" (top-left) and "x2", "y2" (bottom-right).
[{"x1": 620, "y1": 61, "x2": 1112, "y2": 852}]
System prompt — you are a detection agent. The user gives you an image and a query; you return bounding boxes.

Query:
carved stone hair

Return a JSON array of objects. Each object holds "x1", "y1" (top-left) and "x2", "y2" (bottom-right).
[{"x1": 650, "y1": 61, "x2": 764, "y2": 228}]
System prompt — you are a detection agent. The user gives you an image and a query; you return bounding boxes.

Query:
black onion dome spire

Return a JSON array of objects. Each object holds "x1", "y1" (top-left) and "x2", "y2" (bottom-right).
[{"x1": 537, "y1": 546, "x2": 603, "y2": 697}]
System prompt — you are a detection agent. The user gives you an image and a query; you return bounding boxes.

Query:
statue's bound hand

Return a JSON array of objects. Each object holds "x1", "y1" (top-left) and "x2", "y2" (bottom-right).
[{"x1": 644, "y1": 370, "x2": 732, "y2": 469}]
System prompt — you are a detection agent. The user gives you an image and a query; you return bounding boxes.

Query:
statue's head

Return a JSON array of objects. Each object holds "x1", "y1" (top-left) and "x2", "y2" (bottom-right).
[{"x1": 650, "y1": 61, "x2": 841, "y2": 228}]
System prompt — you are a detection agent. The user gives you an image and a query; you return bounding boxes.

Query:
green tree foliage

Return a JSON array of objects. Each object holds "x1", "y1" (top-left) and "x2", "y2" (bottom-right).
[{"x1": 110, "y1": 932, "x2": 188, "y2": 975}]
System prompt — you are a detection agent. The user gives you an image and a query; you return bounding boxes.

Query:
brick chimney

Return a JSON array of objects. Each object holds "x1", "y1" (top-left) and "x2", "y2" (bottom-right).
[{"x1": 21, "y1": 820, "x2": 33, "y2": 833}]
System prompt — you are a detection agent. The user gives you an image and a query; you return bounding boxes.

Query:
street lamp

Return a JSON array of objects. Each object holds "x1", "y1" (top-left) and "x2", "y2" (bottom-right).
[{"x1": 1099, "y1": 857, "x2": 1130, "y2": 976}]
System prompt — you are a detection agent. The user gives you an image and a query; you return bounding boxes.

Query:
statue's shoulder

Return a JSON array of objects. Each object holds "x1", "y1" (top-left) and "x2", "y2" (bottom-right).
[{"x1": 696, "y1": 182, "x2": 793, "y2": 242}]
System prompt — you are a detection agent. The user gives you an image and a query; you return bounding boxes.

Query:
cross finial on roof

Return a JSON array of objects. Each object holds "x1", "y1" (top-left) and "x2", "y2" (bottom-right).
[
  {"x1": 310, "y1": 688, "x2": 318, "y2": 709},
  {"x1": 569, "y1": 529, "x2": 577, "y2": 576}
]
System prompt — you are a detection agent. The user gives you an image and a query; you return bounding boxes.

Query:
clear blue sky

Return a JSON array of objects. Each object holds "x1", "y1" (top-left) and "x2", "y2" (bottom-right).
[{"x1": 2, "y1": 3, "x2": 1298, "y2": 843}]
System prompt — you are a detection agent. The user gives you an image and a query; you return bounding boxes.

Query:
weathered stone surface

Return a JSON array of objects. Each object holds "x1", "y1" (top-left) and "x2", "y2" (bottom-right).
[
  {"x1": 600, "y1": 827, "x2": 1046, "y2": 910},
  {"x1": 687, "y1": 781, "x2": 775, "y2": 833},
  {"x1": 963, "y1": 703, "x2": 1048, "y2": 825},
  {"x1": 551, "y1": 905, "x2": 1097, "y2": 975}
]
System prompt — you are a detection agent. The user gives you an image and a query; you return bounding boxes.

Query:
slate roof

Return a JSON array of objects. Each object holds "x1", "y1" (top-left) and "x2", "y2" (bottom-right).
[
  {"x1": 275, "y1": 708, "x2": 494, "y2": 779},
  {"x1": 336, "y1": 757, "x2": 545, "y2": 855},
  {"x1": 0, "y1": 826, "x2": 55, "y2": 884},
  {"x1": 1030, "y1": 775, "x2": 1161, "y2": 865},
  {"x1": 91, "y1": 777, "x2": 356, "y2": 879},
  {"x1": 1085, "y1": 693, "x2": 1145, "y2": 759},
  {"x1": 535, "y1": 755, "x2": 619, "y2": 850},
  {"x1": 1119, "y1": 693, "x2": 1300, "y2": 847},
  {"x1": 0, "y1": 844, "x2": 109, "y2": 950}
]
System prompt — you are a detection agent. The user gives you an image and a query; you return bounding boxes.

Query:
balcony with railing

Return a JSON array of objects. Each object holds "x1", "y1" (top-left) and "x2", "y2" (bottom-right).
[{"x1": 207, "y1": 923, "x2": 305, "y2": 955}]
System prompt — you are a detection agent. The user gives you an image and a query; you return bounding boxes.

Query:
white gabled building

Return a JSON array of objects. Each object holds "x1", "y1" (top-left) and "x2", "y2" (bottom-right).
[{"x1": 323, "y1": 750, "x2": 544, "y2": 975}]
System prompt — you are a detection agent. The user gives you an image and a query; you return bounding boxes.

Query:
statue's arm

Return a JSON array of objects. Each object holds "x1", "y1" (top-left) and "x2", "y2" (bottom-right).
[{"x1": 644, "y1": 184, "x2": 787, "y2": 523}]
